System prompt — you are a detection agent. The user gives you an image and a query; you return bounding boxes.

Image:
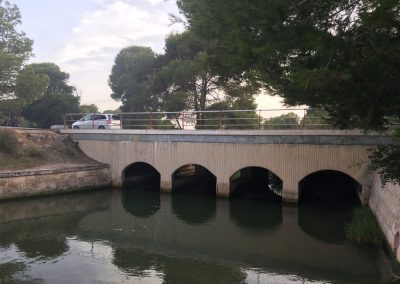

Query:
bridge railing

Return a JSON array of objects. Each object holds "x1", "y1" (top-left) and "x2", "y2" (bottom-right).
[{"x1": 64, "y1": 109, "x2": 334, "y2": 130}]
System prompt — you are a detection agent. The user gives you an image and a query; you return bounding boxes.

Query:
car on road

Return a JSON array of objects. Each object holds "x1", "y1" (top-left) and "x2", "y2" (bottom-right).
[{"x1": 72, "y1": 113, "x2": 121, "y2": 129}]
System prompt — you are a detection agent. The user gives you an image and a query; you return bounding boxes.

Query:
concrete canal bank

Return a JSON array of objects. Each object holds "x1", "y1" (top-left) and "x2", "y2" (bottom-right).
[{"x1": 0, "y1": 163, "x2": 111, "y2": 200}]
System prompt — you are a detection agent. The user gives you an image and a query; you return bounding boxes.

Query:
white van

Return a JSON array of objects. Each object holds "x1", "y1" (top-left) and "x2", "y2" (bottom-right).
[{"x1": 72, "y1": 114, "x2": 121, "y2": 129}]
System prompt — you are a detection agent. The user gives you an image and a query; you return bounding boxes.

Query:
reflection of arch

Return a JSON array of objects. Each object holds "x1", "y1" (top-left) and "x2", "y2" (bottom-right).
[
  {"x1": 298, "y1": 203, "x2": 352, "y2": 244},
  {"x1": 171, "y1": 194, "x2": 216, "y2": 225},
  {"x1": 123, "y1": 162, "x2": 160, "y2": 189},
  {"x1": 172, "y1": 164, "x2": 216, "y2": 195},
  {"x1": 229, "y1": 199, "x2": 282, "y2": 233},
  {"x1": 122, "y1": 189, "x2": 160, "y2": 218},
  {"x1": 299, "y1": 170, "x2": 361, "y2": 205},
  {"x1": 229, "y1": 166, "x2": 282, "y2": 201}
]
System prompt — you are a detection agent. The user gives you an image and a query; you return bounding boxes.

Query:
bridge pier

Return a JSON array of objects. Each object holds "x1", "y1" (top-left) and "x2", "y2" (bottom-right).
[
  {"x1": 282, "y1": 180, "x2": 299, "y2": 203},
  {"x1": 160, "y1": 174, "x2": 172, "y2": 193},
  {"x1": 217, "y1": 182, "x2": 230, "y2": 198}
]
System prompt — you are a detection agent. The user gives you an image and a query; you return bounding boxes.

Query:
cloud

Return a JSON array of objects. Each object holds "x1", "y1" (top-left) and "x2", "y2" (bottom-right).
[{"x1": 54, "y1": 0, "x2": 184, "y2": 110}]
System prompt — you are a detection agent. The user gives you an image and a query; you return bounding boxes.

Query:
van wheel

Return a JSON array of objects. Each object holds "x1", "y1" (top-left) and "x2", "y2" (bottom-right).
[
  {"x1": 73, "y1": 126, "x2": 79, "y2": 129},
  {"x1": 98, "y1": 125, "x2": 105, "y2": 129}
]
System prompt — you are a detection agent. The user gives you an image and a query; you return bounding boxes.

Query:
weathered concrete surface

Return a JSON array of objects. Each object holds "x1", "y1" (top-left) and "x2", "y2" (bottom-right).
[
  {"x1": 0, "y1": 164, "x2": 111, "y2": 200},
  {"x1": 62, "y1": 130, "x2": 381, "y2": 203},
  {"x1": 369, "y1": 174, "x2": 400, "y2": 262},
  {"x1": 62, "y1": 129, "x2": 393, "y2": 145}
]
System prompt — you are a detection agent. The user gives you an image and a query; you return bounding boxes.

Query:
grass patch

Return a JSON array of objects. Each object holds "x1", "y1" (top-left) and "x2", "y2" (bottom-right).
[
  {"x1": 27, "y1": 146, "x2": 47, "y2": 159},
  {"x1": 0, "y1": 130, "x2": 95, "y2": 171},
  {"x1": 345, "y1": 207, "x2": 384, "y2": 246}
]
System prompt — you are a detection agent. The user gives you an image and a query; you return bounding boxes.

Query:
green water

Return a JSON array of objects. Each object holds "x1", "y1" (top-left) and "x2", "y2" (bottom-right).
[{"x1": 0, "y1": 188, "x2": 397, "y2": 283}]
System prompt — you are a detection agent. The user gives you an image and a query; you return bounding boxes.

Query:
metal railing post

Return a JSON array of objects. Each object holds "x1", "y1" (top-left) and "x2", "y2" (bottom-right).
[
  {"x1": 149, "y1": 112, "x2": 153, "y2": 129},
  {"x1": 182, "y1": 112, "x2": 185, "y2": 130},
  {"x1": 63, "y1": 114, "x2": 67, "y2": 129},
  {"x1": 219, "y1": 110, "x2": 222, "y2": 130}
]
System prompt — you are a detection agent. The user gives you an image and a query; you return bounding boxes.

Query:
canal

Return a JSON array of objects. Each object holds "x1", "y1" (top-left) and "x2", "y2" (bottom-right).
[{"x1": 0, "y1": 187, "x2": 398, "y2": 283}]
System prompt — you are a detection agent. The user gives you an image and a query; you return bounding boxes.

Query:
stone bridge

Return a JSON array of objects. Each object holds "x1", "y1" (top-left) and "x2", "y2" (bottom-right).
[{"x1": 62, "y1": 129, "x2": 392, "y2": 203}]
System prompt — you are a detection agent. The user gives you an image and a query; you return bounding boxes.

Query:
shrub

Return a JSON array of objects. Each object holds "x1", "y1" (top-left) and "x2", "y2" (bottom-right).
[
  {"x1": 0, "y1": 129, "x2": 19, "y2": 155},
  {"x1": 345, "y1": 207, "x2": 384, "y2": 246},
  {"x1": 27, "y1": 147, "x2": 47, "y2": 159}
]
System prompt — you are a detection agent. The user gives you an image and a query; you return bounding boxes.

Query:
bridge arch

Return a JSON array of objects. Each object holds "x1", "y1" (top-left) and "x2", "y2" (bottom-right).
[
  {"x1": 229, "y1": 166, "x2": 282, "y2": 201},
  {"x1": 171, "y1": 163, "x2": 216, "y2": 195},
  {"x1": 122, "y1": 162, "x2": 160, "y2": 190},
  {"x1": 299, "y1": 169, "x2": 362, "y2": 205}
]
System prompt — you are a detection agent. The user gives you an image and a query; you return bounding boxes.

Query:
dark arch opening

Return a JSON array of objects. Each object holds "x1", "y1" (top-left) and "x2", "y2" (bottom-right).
[
  {"x1": 229, "y1": 167, "x2": 282, "y2": 201},
  {"x1": 172, "y1": 164, "x2": 216, "y2": 195},
  {"x1": 299, "y1": 170, "x2": 361, "y2": 206},
  {"x1": 123, "y1": 162, "x2": 160, "y2": 190},
  {"x1": 298, "y1": 170, "x2": 361, "y2": 244}
]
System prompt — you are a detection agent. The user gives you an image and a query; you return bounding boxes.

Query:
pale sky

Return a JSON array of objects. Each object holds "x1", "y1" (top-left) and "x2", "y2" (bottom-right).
[{"x1": 11, "y1": 0, "x2": 288, "y2": 113}]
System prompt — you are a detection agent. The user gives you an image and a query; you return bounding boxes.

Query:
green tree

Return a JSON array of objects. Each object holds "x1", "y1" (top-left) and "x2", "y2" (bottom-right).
[
  {"x1": 23, "y1": 63, "x2": 79, "y2": 128},
  {"x1": 1, "y1": 66, "x2": 49, "y2": 126},
  {"x1": 369, "y1": 130, "x2": 400, "y2": 186},
  {"x1": 0, "y1": 0, "x2": 32, "y2": 102},
  {"x1": 79, "y1": 104, "x2": 99, "y2": 114},
  {"x1": 205, "y1": 96, "x2": 260, "y2": 129},
  {"x1": 300, "y1": 108, "x2": 334, "y2": 129},
  {"x1": 29, "y1": 63, "x2": 75, "y2": 95},
  {"x1": 160, "y1": 32, "x2": 258, "y2": 118},
  {"x1": 264, "y1": 112, "x2": 300, "y2": 130},
  {"x1": 103, "y1": 108, "x2": 122, "y2": 114},
  {"x1": 24, "y1": 92, "x2": 79, "y2": 128},
  {"x1": 109, "y1": 34, "x2": 260, "y2": 128},
  {"x1": 177, "y1": 0, "x2": 400, "y2": 130},
  {"x1": 109, "y1": 46, "x2": 160, "y2": 112}
]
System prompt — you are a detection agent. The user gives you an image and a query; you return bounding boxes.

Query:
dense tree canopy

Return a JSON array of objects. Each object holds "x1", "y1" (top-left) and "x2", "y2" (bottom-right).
[
  {"x1": 177, "y1": 0, "x2": 400, "y2": 129},
  {"x1": 79, "y1": 104, "x2": 99, "y2": 114},
  {"x1": 109, "y1": 46, "x2": 159, "y2": 112},
  {"x1": 109, "y1": 32, "x2": 260, "y2": 127},
  {"x1": 23, "y1": 63, "x2": 79, "y2": 128}
]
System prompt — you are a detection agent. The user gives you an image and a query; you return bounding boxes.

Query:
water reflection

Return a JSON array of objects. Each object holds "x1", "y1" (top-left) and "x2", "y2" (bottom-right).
[
  {"x1": 171, "y1": 193, "x2": 216, "y2": 225},
  {"x1": 113, "y1": 247, "x2": 247, "y2": 284},
  {"x1": 229, "y1": 199, "x2": 282, "y2": 233},
  {"x1": 0, "y1": 188, "x2": 397, "y2": 284},
  {"x1": 161, "y1": 255, "x2": 246, "y2": 284},
  {"x1": 0, "y1": 262, "x2": 44, "y2": 284},
  {"x1": 113, "y1": 248, "x2": 163, "y2": 277},
  {"x1": 298, "y1": 204, "x2": 352, "y2": 243},
  {"x1": 122, "y1": 188, "x2": 160, "y2": 218}
]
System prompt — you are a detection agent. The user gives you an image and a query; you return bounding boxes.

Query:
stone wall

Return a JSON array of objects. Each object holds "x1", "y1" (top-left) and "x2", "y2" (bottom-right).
[
  {"x1": 369, "y1": 173, "x2": 400, "y2": 262},
  {"x1": 0, "y1": 164, "x2": 111, "y2": 200}
]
